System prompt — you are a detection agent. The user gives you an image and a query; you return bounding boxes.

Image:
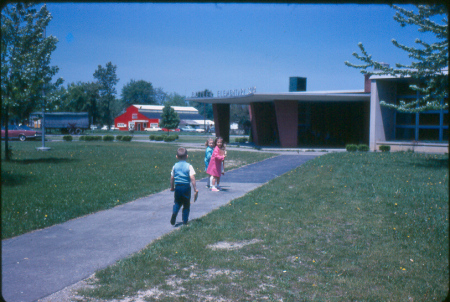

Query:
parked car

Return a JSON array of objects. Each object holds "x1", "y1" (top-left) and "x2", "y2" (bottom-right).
[
  {"x1": 180, "y1": 125, "x2": 196, "y2": 132},
  {"x1": 1, "y1": 125, "x2": 42, "y2": 141},
  {"x1": 144, "y1": 127, "x2": 162, "y2": 132},
  {"x1": 161, "y1": 128, "x2": 180, "y2": 132},
  {"x1": 101, "y1": 125, "x2": 116, "y2": 130},
  {"x1": 90, "y1": 125, "x2": 98, "y2": 130},
  {"x1": 195, "y1": 128, "x2": 205, "y2": 133}
]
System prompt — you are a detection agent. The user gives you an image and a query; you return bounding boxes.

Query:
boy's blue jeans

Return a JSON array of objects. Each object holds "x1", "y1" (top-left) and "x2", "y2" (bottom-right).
[{"x1": 173, "y1": 183, "x2": 191, "y2": 223}]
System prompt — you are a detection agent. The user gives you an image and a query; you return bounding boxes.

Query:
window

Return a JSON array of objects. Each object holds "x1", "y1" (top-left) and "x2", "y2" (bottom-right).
[
  {"x1": 132, "y1": 113, "x2": 138, "y2": 119},
  {"x1": 394, "y1": 90, "x2": 448, "y2": 142}
]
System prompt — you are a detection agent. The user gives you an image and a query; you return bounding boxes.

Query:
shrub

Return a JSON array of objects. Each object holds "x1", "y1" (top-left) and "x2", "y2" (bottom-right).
[
  {"x1": 379, "y1": 145, "x2": 391, "y2": 152},
  {"x1": 346, "y1": 144, "x2": 358, "y2": 152},
  {"x1": 63, "y1": 135, "x2": 73, "y2": 142},
  {"x1": 357, "y1": 144, "x2": 369, "y2": 152},
  {"x1": 121, "y1": 136, "x2": 132, "y2": 142},
  {"x1": 94, "y1": 136, "x2": 102, "y2": 141},
  {"x1": 103, "y1": 135, "x2": 114, "y2": 141},
  {"x1": 79, "y1": 136, "x2": 86, "y2": 141},
  {"x1": 164, "y1": 135, "x2": 176, "y2": 142},
  {"x1": 155, "y1": 136, "x2": 164, "y2": 141},
  {"x1": 116, "y1": 135, "x2": 123, "y2": 141},
  {"x1": 172, "y1": 133, "x2": 179, "y2": 140},
  {"x1": 235, "y1": 137, "x2": 248, "y2": 143},
  {"x1": 149, "y1": 135, "x2": 156, "y2": 140}
]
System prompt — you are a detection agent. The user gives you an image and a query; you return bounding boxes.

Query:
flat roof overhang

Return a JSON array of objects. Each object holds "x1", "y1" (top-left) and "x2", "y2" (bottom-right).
[{"x1": 187, "y1": 92, "x2": 371, "y2": 104}]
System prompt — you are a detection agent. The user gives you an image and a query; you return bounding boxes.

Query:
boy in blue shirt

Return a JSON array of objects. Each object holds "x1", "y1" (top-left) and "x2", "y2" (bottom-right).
[{"x1": 170, "y1": 147, "x2": 198, "y2": 225}]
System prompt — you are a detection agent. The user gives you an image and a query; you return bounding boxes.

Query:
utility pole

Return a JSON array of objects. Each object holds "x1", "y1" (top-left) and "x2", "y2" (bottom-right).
[{"x1": 37, "y1": 27, "x2": 50, "y2": 151}]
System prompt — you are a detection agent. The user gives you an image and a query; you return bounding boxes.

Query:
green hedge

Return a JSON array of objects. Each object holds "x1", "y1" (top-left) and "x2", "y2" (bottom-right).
[
  {"x1": 346, "y1": 144, "x2": 358, "y2": 152},
  {"x1": 379, "y1": 145, "x2": 391, "y2": 152},
  {"x1": 235, "y1": 137, "x2": 248, "y2": 143},
  {"x1": 155, "y1": 136, "x2": 164, "y2": 141},
  {"x1": 163, "y1": 135, "x2": 177, "y2": 142},
  {"x1": 121, "y1": 136, "x2": 132, "y2": 142},
  {"x1": 103, "y1": 135, "x2": 114, "y2": 141},
  {"x1": 116, "y1": 135, "x2": 123, "y2": 141},
  {"x1": 63, "y1": 135, "x2": 73, "y2": 142},
  {"x1": 357, "y1": 144, "x2": 369, "y2": 152}
]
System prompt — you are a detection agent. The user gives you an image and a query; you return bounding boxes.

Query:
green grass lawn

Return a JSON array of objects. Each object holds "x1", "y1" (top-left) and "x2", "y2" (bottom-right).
[
  {"x1": 77, "y1": 151, "x2": 448, "y2": 301},
  {"x1": 1, "y1": 141, "x2": 273, "y2": 239}
]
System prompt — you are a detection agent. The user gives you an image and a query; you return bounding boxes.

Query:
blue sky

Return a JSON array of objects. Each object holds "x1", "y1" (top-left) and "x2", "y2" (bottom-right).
[{"x1": 45, "y1": 3, "x2": 430, "y2": 97}]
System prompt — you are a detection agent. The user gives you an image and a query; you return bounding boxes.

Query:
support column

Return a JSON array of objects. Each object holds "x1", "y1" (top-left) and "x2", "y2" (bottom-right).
[
  {"x1": 274, "y1": 100, "x2": 298, "y2": 147},
  {"x1": 369, "y1": 80, "x2": 396, "y2": 151},
  {"x1": 212, "y1": 103, "x2": 230, "y2": 143}
]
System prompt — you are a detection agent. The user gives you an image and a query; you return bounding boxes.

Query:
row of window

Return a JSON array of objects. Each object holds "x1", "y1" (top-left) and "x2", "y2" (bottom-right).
[{"x1": 394, "y1": 93, "x2": 448, "y2": 142}]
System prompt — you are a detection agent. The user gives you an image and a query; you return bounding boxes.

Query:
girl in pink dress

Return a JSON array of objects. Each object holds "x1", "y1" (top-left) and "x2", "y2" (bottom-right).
[{"x1": 206, "y1": 137, "x2": 226, "y2": 192}]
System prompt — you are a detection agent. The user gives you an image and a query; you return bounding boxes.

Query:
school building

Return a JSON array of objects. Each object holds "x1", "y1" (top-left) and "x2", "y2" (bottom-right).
[
  {"x1": 114, "y1": 105, "x2": 210, "y2": 131},
  {"x1": 188, "y1": 72, "x2": 448, "y2": 152}
]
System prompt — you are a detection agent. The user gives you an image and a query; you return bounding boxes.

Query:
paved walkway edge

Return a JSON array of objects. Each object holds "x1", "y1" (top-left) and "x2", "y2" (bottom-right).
[{"x1": 2, "y1": 155, "x2": 317, "y2": 302}]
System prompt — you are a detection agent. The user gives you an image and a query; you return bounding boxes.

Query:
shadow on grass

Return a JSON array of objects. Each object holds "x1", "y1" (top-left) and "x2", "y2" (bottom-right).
[
  {"x1": 413, "y1": 157, "x2": 448, "y2": 169},
  {"x1": 387, "y1": 153, "x2": 449, "y2": 170},
  {"x1": 10, "y1": 157, "x2": 78, "y2": 164},
  {"x1": 1, "y1": 171, "x2": 30, "y2": 187}
]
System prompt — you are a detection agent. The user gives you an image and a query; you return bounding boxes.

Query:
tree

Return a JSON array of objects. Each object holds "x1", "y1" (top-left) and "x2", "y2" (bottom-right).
[
  {"x1": 230, "y1": 104, "x2": 250, "y2": 132},
  {"x1": 345, "y1": 4, "x2": 448, "y2": 112},
  {"x1": 159, "y1": 103, "x2": 180, "y2": 133},
  {"x1": 153, "y1": 87, "x2": 168, "y2": 104},
  {"x1": 1, "y1": 3, "x2": 63, "y2": 160},
  {"x1": 188, "y1": 89, "x2": 214, "y2": 120},
  {"x1": 93, "y1": 62, "x2": 119, "y2": 129},
  {"x1": 121, "y1": 79, "x2": 155, "y2": 108},
  {"x1": 165, "y1": 92, "x2": 187, "y2": 107},
  {"x1": 61, "y1": 82, "x2": 100, "y2": 125}
]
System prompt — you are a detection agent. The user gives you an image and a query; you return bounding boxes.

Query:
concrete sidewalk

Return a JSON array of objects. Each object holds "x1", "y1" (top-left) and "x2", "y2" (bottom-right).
[{"x1": 2, "y1": 154, "x2": 317, "y2": 302}]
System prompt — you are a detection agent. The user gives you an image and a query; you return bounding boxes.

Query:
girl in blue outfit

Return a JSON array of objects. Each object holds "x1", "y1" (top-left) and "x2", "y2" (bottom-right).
[{"x1": 204, "y1": 138, "x2": 215, "y2": 188}]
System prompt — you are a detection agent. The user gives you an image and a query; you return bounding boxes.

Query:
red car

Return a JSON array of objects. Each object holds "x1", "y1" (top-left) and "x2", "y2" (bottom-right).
[
  {"x1": 1, "y1": 125, "x2": 42, "y2": 141},
  {"x1": 161, "y1": 128, "x2": 180, "y2": 132}
]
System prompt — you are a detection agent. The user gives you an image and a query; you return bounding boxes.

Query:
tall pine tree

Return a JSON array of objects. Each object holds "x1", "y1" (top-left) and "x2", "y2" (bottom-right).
[
  {"x1": 93, "y1": 62, "x2": 119, "y2": 129},
  {"x1": 345, "y1": 5, "x2": 448, "y2": 112}
]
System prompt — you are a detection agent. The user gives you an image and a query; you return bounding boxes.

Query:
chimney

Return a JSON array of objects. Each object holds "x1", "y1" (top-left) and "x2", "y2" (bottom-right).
[
  {"x1": 365, "y1": 63, "x2": 389, "y2": 93},
  {"x1": 289, "y1": 77, "x2": 307, "y2": 92},
  {"x1": 364, "y1": 74, "x2": 371, "y2": 93}
]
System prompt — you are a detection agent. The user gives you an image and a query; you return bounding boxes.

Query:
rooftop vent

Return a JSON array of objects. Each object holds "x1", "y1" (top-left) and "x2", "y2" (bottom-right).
[{"x1": 289, "y1": 77, "x2": 307, "y2": 92}]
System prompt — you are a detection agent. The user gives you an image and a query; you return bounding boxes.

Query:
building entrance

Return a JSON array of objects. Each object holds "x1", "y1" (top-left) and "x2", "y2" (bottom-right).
[{"x1": 297, "y1": 101, "x2": 370, "y2": 147}]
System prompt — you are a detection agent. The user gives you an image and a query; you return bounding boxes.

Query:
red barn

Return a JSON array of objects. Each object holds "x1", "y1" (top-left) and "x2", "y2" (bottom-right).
[{"x1": 114, "y1": 105, "x2": 202, "y2": 131}]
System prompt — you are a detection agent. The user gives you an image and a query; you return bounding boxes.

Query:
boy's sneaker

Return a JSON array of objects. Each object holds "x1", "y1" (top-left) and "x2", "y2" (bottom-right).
[
  {"x1": 211, "y1": 187, "x2": 219, "y2": 192},
  {"x1": 170, "y1": 214, "x2": 176, "y2": 225}
]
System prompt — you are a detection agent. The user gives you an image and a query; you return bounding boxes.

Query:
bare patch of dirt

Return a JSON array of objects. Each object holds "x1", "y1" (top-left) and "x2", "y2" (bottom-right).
[{"x1": 206, "y1": 239, "x2": 262, "y2": 251}]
